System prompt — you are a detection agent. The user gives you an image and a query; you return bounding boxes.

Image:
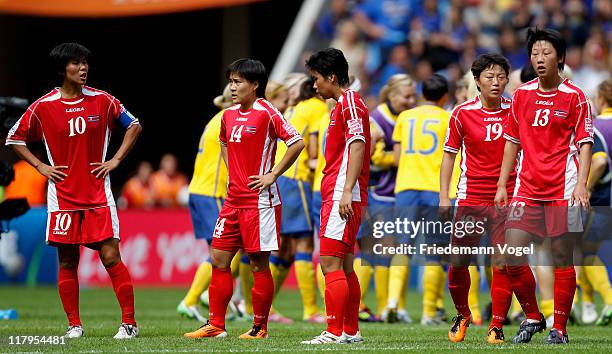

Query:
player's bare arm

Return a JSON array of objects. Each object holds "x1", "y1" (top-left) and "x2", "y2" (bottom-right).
[
  {"x1": 308, "y1": 133, "x2": 318, "y2": 170},
  {"x1": 573, "y1": 142, "x2": 593, "y2": 208},
  {"x1": 11, "y1": 144, "x2": 68, "y2": 182},
  {"x1": 494, "y1": 141, "x2": 520, "y2": 208},
  {"x1": 392, "y1": 142, "x2": 401, "y2": 167},
  {"x1": 439, "y1": 151, "x2": 457, "y2": 221},
  {"x1": 248, "y1": 138, "x2": 305, "y2": 192},
  {"x1": 91, "y1": 123, "x2": 142, "y2": 178},
  {"x1": 339, "y1": 140, "x2": 365, "y2": 220}
]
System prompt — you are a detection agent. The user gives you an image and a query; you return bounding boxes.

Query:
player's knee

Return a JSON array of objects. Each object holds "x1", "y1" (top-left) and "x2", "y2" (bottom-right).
[{"x1": 99, "y1": 250, "x2": 121, "y2": 268}]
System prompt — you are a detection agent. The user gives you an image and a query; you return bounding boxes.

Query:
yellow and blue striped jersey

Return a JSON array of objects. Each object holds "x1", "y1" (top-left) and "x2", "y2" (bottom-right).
[
  {"x1": 275, "y1": 97, "x2": 328, "y2": 182},
  {"x1": 392, "y1": 104, "x2": 460, "y2": 196},
  {"x1": 312, "y1": 112, "x2": 331, "y2": 193},
  {"x1": 188, "y1": 110, "x2": 228, "y2": 197}
]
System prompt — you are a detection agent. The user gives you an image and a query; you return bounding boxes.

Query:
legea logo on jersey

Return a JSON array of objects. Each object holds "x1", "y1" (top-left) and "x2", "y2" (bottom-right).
[
  {"x1": 535, "y1": 100, "x2": 553, "y2": 106},
  {"x1": 236, "y1": 117, "x2": 248, "y2": 122},
  {"x1": 66, "y1": 107, "x2": 84, "y2": 113}
]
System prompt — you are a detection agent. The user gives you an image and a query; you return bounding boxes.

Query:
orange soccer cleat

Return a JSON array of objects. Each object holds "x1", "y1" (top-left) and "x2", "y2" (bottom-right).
[
  {"x1": 239, "y1": 325, "x2": 269, "y2": 339},
  {"x1": 487, "y1": 327, "x2": 505, "y2": 344},
  {"x1": 448, "y1": 314, "x2": 472, "y2": 343},
  {"x1": 183, "y1": 321, "x2": 227, "y2": 339}
]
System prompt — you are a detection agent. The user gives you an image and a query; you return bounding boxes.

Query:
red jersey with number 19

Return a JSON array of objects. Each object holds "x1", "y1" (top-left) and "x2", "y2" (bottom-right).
[
  {"x1": 321, "y1": 89, "x2": 371, "y2": 203},
  {"x1": 504, "y1": 78, "x2": 593, "y2": 201},
  {"x1": 5, "y1": 86, "x2": 139, "y2": 212},
  {"x1": 444, "y1": 95, "x2": 516, "y2": 201},
  {"x1": 219, "y1": 98, "x2": 302, "y2": 209}
]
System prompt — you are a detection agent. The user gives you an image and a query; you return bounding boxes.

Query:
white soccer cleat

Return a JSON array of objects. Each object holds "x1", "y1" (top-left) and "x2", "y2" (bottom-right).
[
  {"x1": 421, "y1": 314, "x2": 443, "y2": 326},
  {"x1": 64, "y1": 325, "x2": 84, "y2": 338},
  {"x1": 177, "y1": 300, "x2": 208, "y2": 322},
  {"x1": 582, "y1": 302, "x2": 598, "y2": 325},
  {"x1": 397, "y1": 309, "x2": 413, "y2": 324},
  {"x1": 113, "y1": 323, "x2": 139, "y2": 339},
  {"x1": 341, "y1": 331, "x2": 364, "y2": 343},
  {"x1": 301, "y1": 331, "x2": 344, "y2": 344}
]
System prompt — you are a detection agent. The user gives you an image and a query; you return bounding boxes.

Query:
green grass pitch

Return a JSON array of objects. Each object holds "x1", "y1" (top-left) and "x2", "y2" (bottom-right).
[{"x1": 0, "y1": 286, "x2": 610, "y2": 353}]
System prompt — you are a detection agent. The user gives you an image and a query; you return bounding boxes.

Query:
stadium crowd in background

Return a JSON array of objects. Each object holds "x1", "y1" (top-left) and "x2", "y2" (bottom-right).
[{"x1": 312, "y1": 0, "x2": 610, "y2": 108}]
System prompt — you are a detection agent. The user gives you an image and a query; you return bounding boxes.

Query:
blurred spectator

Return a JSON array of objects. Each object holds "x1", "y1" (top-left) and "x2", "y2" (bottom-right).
[
  {"x1": 5, "y1": 158, "x2": 47, "y2": 207},
  {"x1": 151, "y1": 154, "x2": 188, "y2": 208},
  {"x1": 330, "y1": 19, "x2": 367, "y2": 83},
  {"x1": 368, "y1": 44, "x2": 410, "y2": 100},
  {"x1": 499, "y1": 25, "x2": 529, "y2": 69},
  {"x1": 354, "y1": 0, "x2": 415, "y2": 68},
  {"x1": 502, "y1": 0, "x2": 536, "y2": 32},
  {"x1": 573, "y1": 31, "x2": 611, "y2": 99},
  {"x1": 119, "y1": 161, "x2": 155, "y2": 209},
  {"x1": 317, "y1": 0, "x2": 353, "y2": 40}
]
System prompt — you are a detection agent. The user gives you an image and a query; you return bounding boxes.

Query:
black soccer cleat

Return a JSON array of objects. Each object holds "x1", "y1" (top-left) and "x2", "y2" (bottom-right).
[
  {"x1": 512, "y1": 313, "x2": 546, "y2": 344},
  {"x1": 545, "y1": 328, "x2": 569, "y2": 344}
]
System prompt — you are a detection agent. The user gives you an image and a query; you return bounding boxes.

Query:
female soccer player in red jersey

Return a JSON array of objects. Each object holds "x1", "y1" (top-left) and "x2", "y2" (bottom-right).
[
  {"x1": 495, "y1": 28, "x2": 593, "y2": 344},
  {"x1": 301, "y1": 48, "x2": 370, "y2": 345},
  {"x1": 183, "y1": 59, "x2": 304, "y2": 339},
  {"x1": 6, "y1": 43, "x2": 142, "y2": 339},
  {"x1": 440, "y1": 53, "x2": 515, "y2": 343}
]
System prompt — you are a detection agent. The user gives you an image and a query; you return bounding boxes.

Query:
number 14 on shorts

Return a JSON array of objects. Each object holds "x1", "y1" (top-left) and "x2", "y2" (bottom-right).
[{"x1": 213, "y1": 218, "x2": 226, "y2": 238}]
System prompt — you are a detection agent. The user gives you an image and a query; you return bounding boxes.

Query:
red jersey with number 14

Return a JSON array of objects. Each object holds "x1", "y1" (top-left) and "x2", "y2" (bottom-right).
[
  {"x1": 321, "y1": 89, "x2": 371, "y2": 203},
  {"x1": 444, "y1": 95, "x2": 516, "y2": 201},
  {"x1": 504, "y1": 78, "x2": 593, "y2": 201},
  {"x1": 220, "y1": 98, "x2": 302, "y2": 209},
  {"x1": 6, "y1": 86, "x2": 139, "y2": 212}
]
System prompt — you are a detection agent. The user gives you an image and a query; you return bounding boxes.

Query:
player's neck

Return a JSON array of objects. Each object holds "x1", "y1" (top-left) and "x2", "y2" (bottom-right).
[
  {"x1": 239, "y1": 97, "x2": 256, "y2": 111},
  {"x1": 333, "y1": 87, "x2": 345, "y2": 101},
  {"x1": 479, "y1": 94, "x2": 501, "y2": 110},
  {"x1": 60, "y1": 82, "x2": 83, "y2": 99},
  {"x1": 538, "y1": 74, "x2": 562, "y2": 92}
]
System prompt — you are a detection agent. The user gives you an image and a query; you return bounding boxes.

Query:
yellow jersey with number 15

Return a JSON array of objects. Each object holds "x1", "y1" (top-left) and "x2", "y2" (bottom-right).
[{"x1": 392, "y1": 104, "x2": 459, "y2": 197}]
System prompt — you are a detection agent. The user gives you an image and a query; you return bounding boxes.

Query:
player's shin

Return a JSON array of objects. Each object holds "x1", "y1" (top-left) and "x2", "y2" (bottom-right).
[
  {"x1": 58, "y1": 267, "x2": 81, "y2": 326},
  {"x1": 209, "y1": 267, "x2": 234, "y2": 329},
  {"x1": 106, "y1": 261, "x2": 136, "y2": 325},
  {"x1": 252, "y1": 268, "x2": 274, "y2": 329},
  {"x1": 344, "y1": 271, "x2": 361, "y2": 335}
]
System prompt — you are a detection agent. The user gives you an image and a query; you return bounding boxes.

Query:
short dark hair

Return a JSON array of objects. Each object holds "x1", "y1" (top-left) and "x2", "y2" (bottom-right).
[
  {"x1": 305, "y1": 48, "x2": 349, "y2": 87},
  {"x1": 471, "y1": 53, "x2": 510, "y2": 79},
  {"x1": 526, "y1": 27, "x2": 566, "y2": 70},
  {"x1": 422, "y1": 74, "x2": 448, "y2": 102},
  {"x1": 225, "y1": 58, "x2": 268, "y2": 98},
  {"x1": 520, "y1": 63, "x2": 537, "y2": 83},
  {"x1": 49, "y1": 42, "x2": 91, "y2": 77}
]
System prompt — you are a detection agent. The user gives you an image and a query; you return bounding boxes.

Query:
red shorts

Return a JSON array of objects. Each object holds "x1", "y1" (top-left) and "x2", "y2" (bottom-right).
[
  {"x1": 46, "y1": 206, "x2": 119, "y2": 246},
  {"x1": 211, "y1": 205, "x2": 281, "y2": 254},
  {"x1": 319, "y1": 201, "x2": 363, "y2": 258},
  {"x1": 452, "y1": 199, "x2": 507, "y2": 246},
  {"x1": 505, "y1": 196, "x2": 582, "y2": 238}
]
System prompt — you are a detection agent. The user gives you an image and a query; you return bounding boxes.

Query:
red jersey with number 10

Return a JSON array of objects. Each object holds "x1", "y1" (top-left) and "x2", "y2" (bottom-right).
[
  {"x1": 5, "y1": 86, "x2": 139, "y2": 212},
  {"x1": 444, "y1": 95, "x2": 516, "y2": 201},
  {"x1": 219, "y1": 98, "x2": 302, "y2": 209},
  {"x1": 321, "y1": 89, "x2": 371, "y2": 203},
  {"x1": 504, "y1": 78, "x2": 593, "y2": 201}
]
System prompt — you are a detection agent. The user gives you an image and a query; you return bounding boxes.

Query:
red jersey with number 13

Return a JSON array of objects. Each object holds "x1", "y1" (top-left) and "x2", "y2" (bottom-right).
[{"x1": 504, "y1": 78, "x2": 593, "y2": 201}]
